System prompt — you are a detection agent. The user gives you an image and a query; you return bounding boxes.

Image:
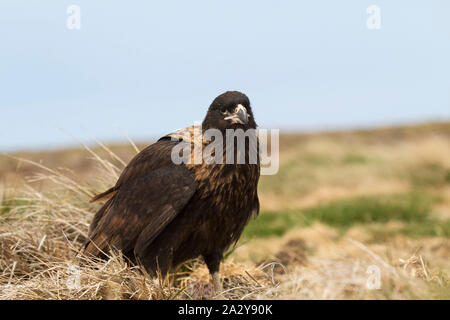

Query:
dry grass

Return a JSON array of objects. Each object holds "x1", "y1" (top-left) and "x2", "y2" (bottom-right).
[
  {"x1": 0, "y1": 143, "x2": 276, "y2": 300},
  {"x1": 1, "y1": 121, "x2": 450, "y2": 300}
]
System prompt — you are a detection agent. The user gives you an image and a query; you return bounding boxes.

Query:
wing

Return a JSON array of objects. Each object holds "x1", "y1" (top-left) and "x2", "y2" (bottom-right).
[
  {"x1": 87, "y1": 138, "x2": 185, "y2": 233},
  {"x1": 90, "y1": 129, "x2": 190, "y2": 203},
  {"x1": 85, "y1": 141, "x2": 197, "y2": 257}
]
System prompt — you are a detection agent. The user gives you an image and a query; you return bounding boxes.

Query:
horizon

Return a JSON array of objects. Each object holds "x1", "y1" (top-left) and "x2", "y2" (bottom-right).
[
  {"x1": 3, "y1": 118, "x2": 448, "y2": 154},
  {"x1": 1, "y1": 1, "x2": 449, "y2": 152}
]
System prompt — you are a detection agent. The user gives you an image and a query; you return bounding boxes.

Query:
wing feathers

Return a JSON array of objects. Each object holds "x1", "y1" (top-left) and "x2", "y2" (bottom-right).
[{"x1": 85, "y1": 164, "x2": 197, "y2": 257}]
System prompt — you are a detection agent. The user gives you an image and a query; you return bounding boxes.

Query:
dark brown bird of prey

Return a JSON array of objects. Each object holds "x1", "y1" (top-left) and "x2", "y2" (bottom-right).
[{"x1": 84, "y1": 91, "x2": 260, "y2": 293}]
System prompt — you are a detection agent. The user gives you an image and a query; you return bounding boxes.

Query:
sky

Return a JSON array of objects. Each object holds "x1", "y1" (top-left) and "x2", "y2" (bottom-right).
[{"x1": 0, "y1": 1, "x2": 449, "y2": 151}]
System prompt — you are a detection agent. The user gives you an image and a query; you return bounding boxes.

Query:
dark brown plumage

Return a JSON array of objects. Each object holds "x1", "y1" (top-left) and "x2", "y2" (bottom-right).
[{"x1": 84, "y1": 91, "x2": 260, "y2": 292}]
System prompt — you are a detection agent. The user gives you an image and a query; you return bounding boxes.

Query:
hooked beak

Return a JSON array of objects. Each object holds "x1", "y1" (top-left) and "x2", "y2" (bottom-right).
[
  {"x1": 225, "y1": 104, "x2": 249, "y2": 124},
  {"x1": 236, "y1": 104, "x2": 249, "y2": 124}
]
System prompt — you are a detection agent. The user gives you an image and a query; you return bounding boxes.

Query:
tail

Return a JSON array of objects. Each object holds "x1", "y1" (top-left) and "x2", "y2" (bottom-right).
[
  {"x1": 90, "y1": 186, "x2": 118, "y2": 203},
  {"x1": 83, "y1": 197, "x2": 115, "y2": 258}
]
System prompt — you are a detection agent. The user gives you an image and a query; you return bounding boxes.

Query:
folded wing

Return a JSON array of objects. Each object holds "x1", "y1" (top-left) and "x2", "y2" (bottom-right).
[{"x1": 85, "y1": 140, "x2": 197, "y2": 257}]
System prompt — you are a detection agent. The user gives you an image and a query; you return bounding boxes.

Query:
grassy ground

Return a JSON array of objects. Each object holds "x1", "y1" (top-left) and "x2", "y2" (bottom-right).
[{"x1": 1, "y1": 121, "x2": 450, "y2": 299}]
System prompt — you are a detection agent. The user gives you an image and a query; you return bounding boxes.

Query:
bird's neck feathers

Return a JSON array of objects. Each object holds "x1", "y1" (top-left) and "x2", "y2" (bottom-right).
[{"x1": 164, "y1": 125, "x2": 259, "y2": 169}]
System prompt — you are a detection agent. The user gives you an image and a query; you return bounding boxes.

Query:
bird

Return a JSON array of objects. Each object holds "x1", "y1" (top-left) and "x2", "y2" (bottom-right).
[{"x1": 84, "y1": 91, "x2": 260, "y2": 294}]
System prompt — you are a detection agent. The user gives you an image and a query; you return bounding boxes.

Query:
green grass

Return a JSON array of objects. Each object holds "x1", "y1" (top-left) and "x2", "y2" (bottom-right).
[
  {"x1": 243, "y1": 210, "x2": 308, "y2": 238},
  {"x1": 0, "y1": 199, "x2": 13, "y2": 216},
  {"x1": 341, "y1": 153, "x2": 369, "y2": 165},
  {"x1": 446, "y1": 170, "x2": 450, "y2": 184},
  {"x1": 301, "y1": 193, "x2": 430, "y2": 227},
  {"x1": 244, "y1": 193, "x2": 433, "y2": 239},
  {"x1": 401, "y1": 220, "x2": 450, "y2": 238}
]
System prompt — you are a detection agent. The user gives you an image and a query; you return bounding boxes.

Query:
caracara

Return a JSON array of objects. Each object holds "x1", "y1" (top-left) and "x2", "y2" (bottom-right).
[{"x1": 84, "y1": 91, "x2": 260, "y2": 293}]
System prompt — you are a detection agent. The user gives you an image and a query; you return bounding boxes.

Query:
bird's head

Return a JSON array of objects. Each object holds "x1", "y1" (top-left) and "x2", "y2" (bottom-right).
[{"x1": 202, "y1": 91, "x2": 257, "y2": 131}]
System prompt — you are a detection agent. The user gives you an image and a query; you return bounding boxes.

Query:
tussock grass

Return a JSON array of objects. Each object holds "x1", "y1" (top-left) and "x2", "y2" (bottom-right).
[
  {"x1": 0, "y1": 144, "x2": 277, "y2": 300},
  {"x1": 1, "y1": 122, "x2": 450, "y2": 299}
]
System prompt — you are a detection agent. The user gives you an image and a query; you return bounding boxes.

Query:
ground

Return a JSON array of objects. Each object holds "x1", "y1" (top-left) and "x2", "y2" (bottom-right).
[{"x1": 1, "y1": 122, "x2": 449, "y2": 299}]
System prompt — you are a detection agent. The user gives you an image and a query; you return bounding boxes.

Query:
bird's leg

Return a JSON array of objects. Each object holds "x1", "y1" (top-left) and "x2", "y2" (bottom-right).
[
  {"x1": 203, "y1": 251, "x2": 223, "y2": 297},
  {"x1": 212, "y1": 271, "x2": 223, "y2": 294}
]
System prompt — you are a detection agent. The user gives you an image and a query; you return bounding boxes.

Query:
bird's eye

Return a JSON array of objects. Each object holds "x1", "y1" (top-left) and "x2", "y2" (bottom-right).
[{"x1": 220, "y1": 108, "x2": 227, "y2": 115}]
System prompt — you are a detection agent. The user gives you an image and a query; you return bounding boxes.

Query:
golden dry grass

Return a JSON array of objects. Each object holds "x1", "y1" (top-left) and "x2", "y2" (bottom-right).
[{"x1": 1, "y1": 121, "x2": 449, "y2": 300}]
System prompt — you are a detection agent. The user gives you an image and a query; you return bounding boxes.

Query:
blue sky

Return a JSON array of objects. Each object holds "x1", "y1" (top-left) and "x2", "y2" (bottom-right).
[{"x1": 0, "y1": 1, "x2": 449, "y2": 151}]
